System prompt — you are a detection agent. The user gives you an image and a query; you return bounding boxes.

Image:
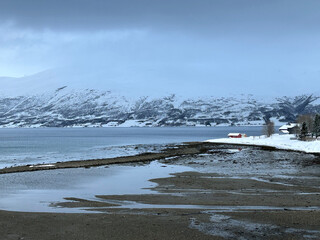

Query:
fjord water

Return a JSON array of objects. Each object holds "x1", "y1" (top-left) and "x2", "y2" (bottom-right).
[{"x1": 0, "y1": 127, "x2": 264, "y2": 168}]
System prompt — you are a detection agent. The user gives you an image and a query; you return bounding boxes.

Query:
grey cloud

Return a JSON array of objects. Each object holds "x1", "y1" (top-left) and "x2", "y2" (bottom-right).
[
  {"x1": 0, "y1": 0, "x2": 320, "y2": 37},
  {"x1": 1, "y1": 0, "x2": 320, "y2": 97}
]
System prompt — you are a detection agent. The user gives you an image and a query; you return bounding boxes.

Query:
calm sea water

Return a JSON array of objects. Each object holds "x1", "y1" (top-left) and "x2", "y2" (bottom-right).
[{"x1": 0, "y1": 127, "x2": 266, "y2": 168}]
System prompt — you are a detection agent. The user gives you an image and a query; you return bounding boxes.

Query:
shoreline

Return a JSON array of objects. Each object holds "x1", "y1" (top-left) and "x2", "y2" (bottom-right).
[
  {"x1": 0, "y1": 142, "x2": 320, "y2": 240},
  {"x1": 1, "y1": 144, "x2": 319, "y2": 239},
  {"x1": 1, "y1": 139, "x2": 319, "y2": 175},
  {"x1": 0, "y1": 142, "x2": 210, "y2": 174},
  {"x1": 206, "y1": 134, "x2": 320, "y2": 155},
  {"x1": 208, "y1": 141, "x2": 320, "y2": 156}
]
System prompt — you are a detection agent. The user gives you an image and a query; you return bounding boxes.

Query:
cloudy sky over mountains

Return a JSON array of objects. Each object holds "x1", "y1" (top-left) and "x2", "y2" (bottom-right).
[{"x1": 0, "y1": 0, "x2": 319, "y2": 97}]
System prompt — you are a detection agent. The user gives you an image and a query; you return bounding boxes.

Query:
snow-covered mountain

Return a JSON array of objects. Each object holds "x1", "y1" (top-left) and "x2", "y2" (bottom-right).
[
  {"x1": 0, "y1": 70, "x2": 319, "y2": 128},
  {"x1": 0, "y1": 86, "x2": 319, "y2": 128}
]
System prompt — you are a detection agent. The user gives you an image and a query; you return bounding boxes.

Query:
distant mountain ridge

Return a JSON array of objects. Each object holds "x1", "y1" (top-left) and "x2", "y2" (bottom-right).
[{"x1": 0, "y1": 86, "x2": 319, "y2": 128}]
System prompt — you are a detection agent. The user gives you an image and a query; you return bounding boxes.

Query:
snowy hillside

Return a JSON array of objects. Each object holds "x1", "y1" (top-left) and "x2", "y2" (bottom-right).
[
  {"x1": 0, "y1": 71, "x2": 319, "y2": 128},
  {"x1": 0, "y1": 89, "x2": 319, "y2": 128}
]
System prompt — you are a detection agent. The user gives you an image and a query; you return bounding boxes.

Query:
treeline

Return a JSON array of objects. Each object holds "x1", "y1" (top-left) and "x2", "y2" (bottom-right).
[{"x1": 297, "y1": 114, "x2": 320, "y2": 140}]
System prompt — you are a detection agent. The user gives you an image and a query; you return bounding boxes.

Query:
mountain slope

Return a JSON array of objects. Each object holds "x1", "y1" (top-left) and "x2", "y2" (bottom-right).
[{"x1": 0, "y1": 85, "x2": 318, "y2": 127}]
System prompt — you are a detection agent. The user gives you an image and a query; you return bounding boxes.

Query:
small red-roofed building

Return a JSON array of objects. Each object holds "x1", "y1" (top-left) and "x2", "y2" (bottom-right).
[{"x1": 228, "y1": 133, "x2": 242, "y2": 138}]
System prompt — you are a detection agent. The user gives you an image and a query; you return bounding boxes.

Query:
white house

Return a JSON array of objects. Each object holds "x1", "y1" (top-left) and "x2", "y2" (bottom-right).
[{"x1": 279, "y1": 123, "x2": 300, "y2": 134}]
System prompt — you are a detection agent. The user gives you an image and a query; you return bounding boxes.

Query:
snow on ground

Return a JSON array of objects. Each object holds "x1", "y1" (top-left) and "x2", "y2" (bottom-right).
[{"x1": 206, "y1": 134, "x2": 320, "y2": 154}]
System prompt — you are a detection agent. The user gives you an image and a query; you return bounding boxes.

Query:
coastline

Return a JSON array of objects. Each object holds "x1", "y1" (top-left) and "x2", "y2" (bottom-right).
[
  {"x1": 0, "y1": 143, "x2": 319, "y2": 239},
  {"x1": 0, "y1": 142, "x2": 210, "y2": 174},
  {"x1": 1, "y1": 135, "x2": 319, "y2": 175},
  {"x1": 206, "y1": 134, "x2": 320, "y2": 155},
  {"x1": 0, "y1": 135, "x2": 320, "y2": 174}
]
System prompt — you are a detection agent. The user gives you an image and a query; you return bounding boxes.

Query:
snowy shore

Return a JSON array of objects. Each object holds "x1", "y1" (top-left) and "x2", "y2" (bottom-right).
[{"x1": 206, "y1": 134, "x2": 320, "y2": 154}]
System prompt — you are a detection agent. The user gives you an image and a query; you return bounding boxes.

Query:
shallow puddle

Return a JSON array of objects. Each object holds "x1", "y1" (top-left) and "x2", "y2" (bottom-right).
[{"x1": 0, "y1": 161, "x2": 193, "y2": 212}]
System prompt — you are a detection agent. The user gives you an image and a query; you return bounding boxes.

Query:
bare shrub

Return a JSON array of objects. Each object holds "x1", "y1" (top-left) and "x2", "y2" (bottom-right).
[{"x1": 263, "y1": 121, "x2": 275, "y2": 137}]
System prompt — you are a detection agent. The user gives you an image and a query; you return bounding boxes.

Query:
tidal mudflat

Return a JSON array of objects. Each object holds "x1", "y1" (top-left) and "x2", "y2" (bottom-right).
[{"x1": 0, "y1": 144, "x2": 319, "y2": 239}]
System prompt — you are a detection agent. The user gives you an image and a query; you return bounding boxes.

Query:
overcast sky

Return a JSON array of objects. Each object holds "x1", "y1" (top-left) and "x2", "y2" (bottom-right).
[{"x1": 0, "y1": 0, "x2": 319, "y2": 97}]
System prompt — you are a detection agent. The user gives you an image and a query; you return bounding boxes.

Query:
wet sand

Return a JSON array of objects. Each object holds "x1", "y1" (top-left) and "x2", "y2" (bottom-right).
[
  {"x1": 1, "y1": 209, "x2": 319, "y2": 240},
  {"x1": 0, "y1": 209, "x2": 218, "y2": 240},
  {"x1": 0, "y1": 144, "x2": 320, "y2": 239}
]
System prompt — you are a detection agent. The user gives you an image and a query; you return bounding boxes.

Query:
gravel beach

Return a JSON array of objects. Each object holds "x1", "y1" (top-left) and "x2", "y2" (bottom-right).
[{"x1": 0, "y1": 143, "x2": 319, "y2": 239}]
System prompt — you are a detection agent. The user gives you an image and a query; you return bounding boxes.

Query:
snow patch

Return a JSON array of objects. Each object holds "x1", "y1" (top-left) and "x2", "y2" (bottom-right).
[
  {"x1": 206, "y1": 134, "x2": 320, "y2": 153},
  {"x1": 29, "y1": 164, "x2": 55, "y2": 168}
]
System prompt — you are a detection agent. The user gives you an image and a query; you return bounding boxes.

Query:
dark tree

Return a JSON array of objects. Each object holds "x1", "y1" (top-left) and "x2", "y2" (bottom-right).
[
  {"x1": 299, "y1": 122, "x2": 308, "y2": 141},
  {"x1": 297, "y1": 114, "x2": 314, "y2": 134},
  {"x1": 313, "y1": 114, "x2": 320, "y2": 138}
]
